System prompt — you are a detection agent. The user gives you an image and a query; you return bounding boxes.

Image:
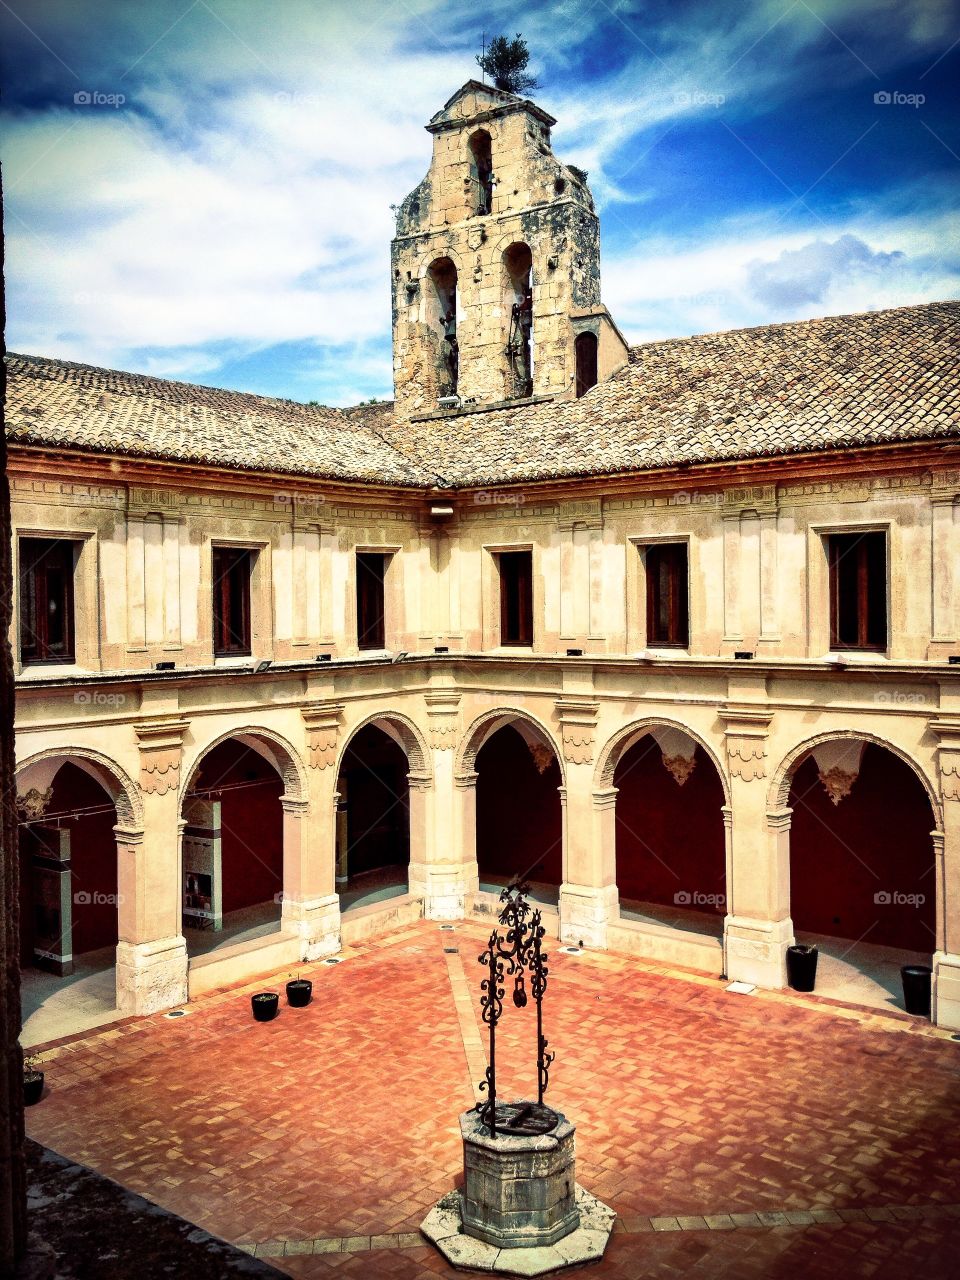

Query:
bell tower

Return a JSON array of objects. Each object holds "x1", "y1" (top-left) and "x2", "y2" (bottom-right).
[{"x1": 391, "y1": 81, "x2": 627, "y2": 421}]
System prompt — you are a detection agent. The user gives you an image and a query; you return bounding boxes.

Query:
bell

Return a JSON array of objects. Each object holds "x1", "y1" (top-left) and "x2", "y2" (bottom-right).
[{"x1": 513, "y1": 973, "x2": 528, "y2": 1008}]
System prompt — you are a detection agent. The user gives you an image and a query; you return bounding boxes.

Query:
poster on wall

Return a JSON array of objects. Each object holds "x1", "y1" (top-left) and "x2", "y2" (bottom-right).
[{"x1": 182, "y1": 797, "x2": 223, "y2": 930}]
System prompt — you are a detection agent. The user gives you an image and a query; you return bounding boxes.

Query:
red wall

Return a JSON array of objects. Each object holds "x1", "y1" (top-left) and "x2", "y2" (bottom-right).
[
  {"x1": 614, "y1": 739, "x2": 726, "y2": 913},
  {"x1": 19, "y1": 761, "x2": 119, "y2": 961},
  {"x1": 476, "y1": 726, "x2": 562, "y2": 885},
  {"x1": 789, "y1": 745, "x2": 935, "y2": 951},
  {"x1": 193, "y1": 741, "x2": 284, "y2": 915}
]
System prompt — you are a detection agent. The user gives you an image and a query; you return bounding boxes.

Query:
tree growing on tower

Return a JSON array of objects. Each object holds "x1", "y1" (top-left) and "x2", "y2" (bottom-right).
[{"x1": 477, "y1": 34, "x2": 539, "y2": 95}]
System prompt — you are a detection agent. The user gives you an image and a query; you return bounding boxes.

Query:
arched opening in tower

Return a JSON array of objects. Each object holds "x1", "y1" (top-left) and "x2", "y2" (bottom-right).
[
  {"x1": 426, "y1": 256, "x2": 458, "y2": 397},
  {"x1": 575, "y1": 331, "x2": 598, "y2": 397},
  {"x1": 503, "y1": 242, "x2": 533, "y2": 399},
  {"x1": 468, "y1": 129, "x2": 493, "y2": 215}
]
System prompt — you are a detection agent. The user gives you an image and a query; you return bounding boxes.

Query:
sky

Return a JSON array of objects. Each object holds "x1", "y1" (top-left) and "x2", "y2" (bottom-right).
[{"x1": 2, "y1": 0, "x2": 959, "y2": 405}]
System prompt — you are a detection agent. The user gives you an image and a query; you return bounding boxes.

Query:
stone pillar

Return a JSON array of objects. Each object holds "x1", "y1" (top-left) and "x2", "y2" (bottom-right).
[
  {"x1": 555, "y1": 698, "x2": 615, "y2": 948},
  {"x1": 931, "y1": 718, "x2": 960, "y2": 1029},
  {"x1": 417, "y1": 691, "x2": 476, "y2": 917},
  {"x1": 406, "y1": 770, "x2": 436, "y2": 908},
  {"x1": 285, "y1": 701, "x2": 343, "y2": 958},
  {"x1": 117, "y1": 719, "x2": 191, "y2": 1015},
  {"x1": 335, "y1": 783, "x2": 348, "y2": 888},
  {"x1": 719, "y1": 707, "x2": 792, "y2": 988}
]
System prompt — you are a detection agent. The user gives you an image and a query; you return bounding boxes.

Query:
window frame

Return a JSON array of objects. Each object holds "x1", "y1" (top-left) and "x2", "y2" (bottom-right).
[
  {"x1": 356, "y1": 551, "x2": 388, "y2": 651},
  {"x1": 643, "y1": 541, "x2": 690, "y2": 649},
  {"x1": 827, "y1": 529, "x2": 888, "y2": 652},
  {"x1": 18, "y1": 535, "x2": 79, "y2": 665},
  {"x1": 212, "y1": 544, "x2": 253, "y2": 658},
  {"x1": 497, "y1": 549, "x2": 534, "y2": 647}
]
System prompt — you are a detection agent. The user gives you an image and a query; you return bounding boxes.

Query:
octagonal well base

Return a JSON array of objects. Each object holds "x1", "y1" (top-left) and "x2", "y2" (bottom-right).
[{"x1": 421, "y1": 1186, "x2": 615, "y2": 1276}]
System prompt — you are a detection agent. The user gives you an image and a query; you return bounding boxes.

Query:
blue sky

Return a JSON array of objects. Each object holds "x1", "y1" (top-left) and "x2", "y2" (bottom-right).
[{"x1": 2, "y1": 0, "x2": 958, "y2": 405}]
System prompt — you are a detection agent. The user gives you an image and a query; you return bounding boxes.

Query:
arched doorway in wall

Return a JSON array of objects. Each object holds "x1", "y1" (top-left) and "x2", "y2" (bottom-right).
[
  {"x1": 335, "y1": 722, "x2": 412, "y2": 911},
  {"x1": 15, "y1": 751, "x2": 135, "y2": 1042},
  {"x1": 611, "y1": 726, "x2": 727, "y2": 936},
  {"x1": 181, "y1": 737, "x2": 285, "y2": 955},
  {"x1": 503, "y1": 242, "x2": 533, "y2": 399},
  {"x1": 785, "y1": 738, "x2": 936, "y2": 1009},
  {"x1": 474, "y1": 720, "x2": 563, "y2": 906}
]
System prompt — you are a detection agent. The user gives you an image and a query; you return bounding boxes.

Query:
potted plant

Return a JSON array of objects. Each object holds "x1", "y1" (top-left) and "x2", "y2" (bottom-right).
[
  {"x1": 786, "y1": 943, "x2": 818, "y2": 992},
  {"x1": 251, "y1": 991, "x2": 279, "y2": 1022},
  {"x1": 23, "y1": 1054, "x2": 44, "y2": 1106},
  {"x1": 285, "y1": 973, "x2": 312, "y2": 1007}
]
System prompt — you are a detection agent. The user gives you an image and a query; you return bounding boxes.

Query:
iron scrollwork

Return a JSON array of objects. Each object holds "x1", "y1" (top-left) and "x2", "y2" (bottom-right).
[{"x1": 476, "y1": 881, "x2": 559, "y2": 1137}]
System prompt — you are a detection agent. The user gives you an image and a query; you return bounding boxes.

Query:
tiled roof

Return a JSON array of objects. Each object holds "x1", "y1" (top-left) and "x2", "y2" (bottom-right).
[
  {"x1": 3, "y1": 353, "x2": 429, "y2": 487},
  {"x1": 376, "y1": 301, "x2": 960, "y2": 486},
  {"x1": 5, "y1": 301, "x2": 959, "y2": 490}
]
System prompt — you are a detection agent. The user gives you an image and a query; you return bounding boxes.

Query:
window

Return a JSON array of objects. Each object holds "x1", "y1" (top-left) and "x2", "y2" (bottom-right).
[
  {"x1": 357, "y1": 553, "x2": 387, "y2": 650},
  {"x1": 19, "y1": 537, "x2": 78, "y2": 664},
  {"x1": 828, "y1": 531, "x2": 887, "y2": 651},
  {"x1": 212, "y1": 546, "x2": 252, "y2": 657},
  {"x1": 574, "y1": 331, "x2": 598, "y2": 398},
  {"x1": 498, "y1": 550, "x2": 533, "y2": 646},
  {"x1": 644, "y1": 543, "x2": 689, "y2": 647}
]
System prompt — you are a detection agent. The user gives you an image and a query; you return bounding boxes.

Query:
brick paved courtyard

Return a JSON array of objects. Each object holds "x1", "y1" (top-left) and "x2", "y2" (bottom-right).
[{"x1": 25, "y1": 921, "x2": 960, "y2": 1278}]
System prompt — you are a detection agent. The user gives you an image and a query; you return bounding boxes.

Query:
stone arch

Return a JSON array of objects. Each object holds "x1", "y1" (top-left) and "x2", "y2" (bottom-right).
[
  {"x1": 769, "y1": 729, "x2": 941, "y2": 830},
  {"x1": 456, "y1": 707, "x2": 564, "y2": 782},
  {"x1": 179, "y1": 725, "x2": 308, "y2": 806},
  {"x1": 594, "y1": 717, "x2": 729, "y2": 804},
  {"x1": 15, "y1": 745, "x2": 142, "y2": 829},
  {"x1": 337, "y1": 711, "x2": 432, "y2": 781}
]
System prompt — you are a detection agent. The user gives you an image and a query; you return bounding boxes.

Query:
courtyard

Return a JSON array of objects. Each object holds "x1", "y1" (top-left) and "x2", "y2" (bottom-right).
[{"x1": 24, "y1": 919, "x2": 960, "y2": 1279}]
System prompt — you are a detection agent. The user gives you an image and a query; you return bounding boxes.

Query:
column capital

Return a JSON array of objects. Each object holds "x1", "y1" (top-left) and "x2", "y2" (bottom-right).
[
  {"x1": 554, "y1": 697, "x2": 599, "y2": 764},
  {"x1": 718, "y1": 706, "x2": 774, "y2": 782},
  {"x1": 455, "y1": 769, "x2": 479, "y2": 790},
  {"x1": 134, "y1": 717, "x2": 190, "y2": 795},
  {"x1": 301, "y1": 700, "x2": 345, "y2": 769}
]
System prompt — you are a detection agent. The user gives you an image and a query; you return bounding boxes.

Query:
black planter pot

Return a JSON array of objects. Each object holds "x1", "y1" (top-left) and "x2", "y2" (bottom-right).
[
  {"x1": 286, "y1": 979, "x2": 312, "y2": 1008},
  {"x1": 23, "y1": 1072, "x2": 44, "y2": 1106},
  {"x1": 900, "y1": 965, "x2": 932, "y2": 1018},
  {"x1": 251, "y1": 992, "x2": 279, "y2": 1022},
  {"x1": 786, "y1": 944, "x2": 818, "y2": 992}
]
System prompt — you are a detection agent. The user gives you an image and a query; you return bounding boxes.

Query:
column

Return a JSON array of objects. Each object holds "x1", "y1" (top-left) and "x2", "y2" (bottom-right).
[
  {"x1": 284, "y1": 701, "x2": 343, "y2": 958},
  {"x1": 721, "y1": 512, "x2": 742, "y2": 645},
  {"x1": 758, "y1": 508, "x2": 780, "y2": 645},
  {"x1": 718, "y1": 707, "x2": 793, "y2": 988},
  {"x1": 931, "y1": 717, "x2": 960, "y2": 1029},
  {"x1": 116, "y1": 719, "x2": 191, "y2": 1015},
  {"x1": 555, "y1": 698, "x2": 617, "y2": 947},
  {"x1": 416, "y1": 690, "x2": 478, "y2": 917}
]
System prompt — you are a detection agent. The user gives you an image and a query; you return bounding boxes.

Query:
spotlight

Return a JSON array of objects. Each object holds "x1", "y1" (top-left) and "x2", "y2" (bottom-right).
[{"x1": 254, "y1": 659, "x2": 272, "y2": 673}]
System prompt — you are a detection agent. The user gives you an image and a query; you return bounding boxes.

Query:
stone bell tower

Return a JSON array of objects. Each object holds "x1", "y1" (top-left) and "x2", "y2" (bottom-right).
[{"x1": 391, "y1": 81, "x2": 627, "y2": 421}]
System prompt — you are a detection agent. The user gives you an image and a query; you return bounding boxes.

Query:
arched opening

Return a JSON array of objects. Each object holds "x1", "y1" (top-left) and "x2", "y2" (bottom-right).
[
  {"x1": 574, "y1": 331, "x2": 598, "y2": 398},
  {"x1": 335, "y1": 723, "x2": 411, "y2": 910},
  {"x1": 468, "y1": 129, "x2": 493, "y2": 215},
  {"x1": 426, "y1": 256, "x2": 459, "y2": 397},
  {"x1": 786, "y1": 739, "x2": 936, "y2": 1009},
  {"x1": 613, "y1": 728, "x2": 726, "y2": 937},
  {"x1": 17, "y1": 758, "x2": 122, "y2": 1042},
  {"x1": 475, "y1": 722, "x2": 562, "y2": 905},
  {"x1": 181, "y1": 738, "x2": 285, "y2": 955},
  {"x1": 503, "y1": 242, "x2": 533, "y2": 399}
]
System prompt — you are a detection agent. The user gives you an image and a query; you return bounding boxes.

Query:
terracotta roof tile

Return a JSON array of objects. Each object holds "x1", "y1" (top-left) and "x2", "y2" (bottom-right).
[{"x1": 5, "y1": 301, "x2": 958, "y2": 489}]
